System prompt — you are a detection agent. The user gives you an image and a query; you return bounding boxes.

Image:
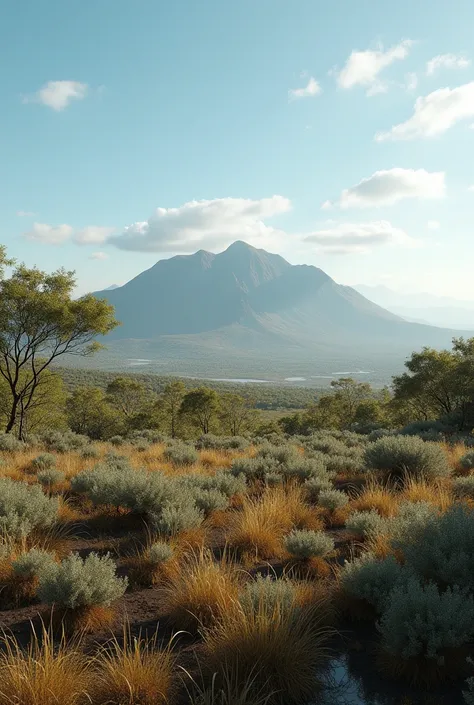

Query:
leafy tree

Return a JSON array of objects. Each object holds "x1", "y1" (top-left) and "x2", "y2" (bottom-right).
[
  {"x1": 0, "y1": 366, "x2": 67, "y2": 437},
  {"x1": 330, "y1": 377, "x2": 372, "y2": 423},
  {"x1": 219, "y1": 393, "x2": 256, "y2": 436},
  {"x1": 67, "y1": 386, "x2": 123, "y2": 439},
  {"x1": 0, "y1": 250, "x2": 118, "y2": 438},
  {"x1": 160, "y1": 381, "x2": 186, "y2": 438},
  {"x1": 179, "y1": 387, "x2": 220, "y2": 434},
  {"x1": 106, "y1": 376, "x2": 154, "y2": 429},
  {"x1": 392, "y1": 338, "x2": 474, "y2": 430}
]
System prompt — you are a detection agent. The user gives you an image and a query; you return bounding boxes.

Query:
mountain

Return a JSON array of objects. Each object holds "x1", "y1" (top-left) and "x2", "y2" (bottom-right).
[
  {"x1": 89, "y1": 242, "x2": 471, "y2": 384},
  {"x1": 354, "y1": 284, "x2": 474, "y2": 330}
]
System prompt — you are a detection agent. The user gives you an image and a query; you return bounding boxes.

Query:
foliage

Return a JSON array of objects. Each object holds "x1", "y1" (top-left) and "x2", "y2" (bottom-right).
[
  {"x1": 388, "y1": 501, "x2": 436, "y2": 547},
  {"x1": 239, "y1": 575, "x2": 299, "y2": 617},
  {"x1": 67, "y1": 386, "x2": 123, "y2": 439},
  {"x1": 345, "y1": 509, "x2": 387, "y2": 539},
  {"x1": 0, "y1": 256, "x2": 118, "y2": 438},
  {"x1": 284, "y1": 529, "x2": 334, "y2": 559},
  {"x1": 460, "y1": 451, "x2": 474, "y2": 470},
  {"x1": 11, "y1": 548, "x2": 56, "y2": 580},
  {"x1": 106, "y1": 375, "x2": 155, "y2": 430},
  {"x1": 148, "y1": 542, "x2": 174, "y2": 566},
  {"x1": 364, "y1": 435, "x2": 450, "y2": 481},
  {"x1": 0, "y1": 477, "x2": 59, "y2": 539},
  {"x1": 38, "y1": 552, "x2": 127, "y2": 608},
  {"x1": 318, "y1": 489, "x2": 348, "y2": 511},
  {"x1": 193, "y1": 488, "x2": 229, "y2": 516},
  {"x1": 453, "y1": 476, "x2": 474, "y2": 499},
  {"x1": 0, "y1": 433, "x2": 25, "y2": 452},
  {"x1": 219, "y1": 393, "x2": 257, "y2": 436},
  {"x1": 378, "y1": 577, "x2": 474, "y2": 665},
  {"x1": 39, "y1": 429, "x2": 89, "y2": 453},
  {"x1": 180, "y1": 387, "x2": 220, "y2": 434},
  {"x1": 340, "y1": 553, "x2": 407, "y2": 613},
  {"x1": 30, "y1": 453, "x2": 57, "y2": 472},
  {"x1": 303, "y1": 475, "x2": 333, "y2": 502},
  {"x1": 163, "y1": 442, "x2": 199, "y2": 467},
  {"x1": 196, "y1": 434, "x2": 250, "y2": 451}
]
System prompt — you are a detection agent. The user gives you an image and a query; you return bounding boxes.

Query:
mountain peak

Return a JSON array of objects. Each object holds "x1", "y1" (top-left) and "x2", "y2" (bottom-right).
[{"x1": 223, "y1": 240, "x2": 256, "y2": 253}]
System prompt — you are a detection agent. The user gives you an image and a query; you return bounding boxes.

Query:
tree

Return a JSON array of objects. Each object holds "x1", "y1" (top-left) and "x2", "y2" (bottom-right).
[
  {"x1": 67, "y1": 386, "x2": 123, "y2": 439},
  {"x1": 330, "y1": 377, "x2": 372, "y2": 424},
  {"x1": 106, "y1": 376, "x2": 154, "y2": 430},
  {"x1": 179, "y1": 387, "x2": 220, "y2": 434},
  {"x1": 392, "y1": 338, "x2": 474, "y2": 429},
  {"x1": 0, "y1": 365, "x2": 67, "y2": 436},
  {"x1": 160, "y1": 381, "x2": 185, "y2": 438},
  {"x1": 0, "y1": 251, "x2": 118, "y2": 438},
  {"x1": 219, "y1": 393, "x2": 256, "y2": 436}
]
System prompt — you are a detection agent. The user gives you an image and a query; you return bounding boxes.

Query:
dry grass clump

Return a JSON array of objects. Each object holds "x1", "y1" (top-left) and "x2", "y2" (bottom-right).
[
  {"x1": 400, "y1": 477, "x2": 452, "y2": 512},
  {"x1": 201, "y1": 599, "x2": 331, "y2": 704},
  {"x1": 93, "y1": 627, "x2": 176, "y2": 705},
  {"x1": 351, "y1": 481, "x2": 399, "y2": 518},
  {"x1": 162, "y1": 549, "x2": 240, "y2": 633},
  {"x1": 0, "y1": 624, "x2": 92, "y2": 705}
]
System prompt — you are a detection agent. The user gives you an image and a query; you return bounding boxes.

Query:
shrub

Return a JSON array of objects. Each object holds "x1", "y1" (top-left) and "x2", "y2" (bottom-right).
[
  {"x1": 239, "y1": 575, "x2": 298, "y2": 617},
  {"x1": 110, "y1": 435, "x2": 125, "y2": 447},
  {"x1": 40, "y1": 430, "x2": 89, "y2": 453},
  {"x1": 230, "y1": 456, "x2": 276, "y2": 483},
  {"x1": 179, "y1": 470, "x2": 246, "y2": 499},
  {"x1": 151, "y1": 494, "x2": 204, "y2": 537},
  {"x1": 318, "y1": 489, "x2": 348, "y2": 512},
  {"x1": 30, "y1": 453, "x2": 57, "y2": 472},
  {"x1": 325, "y1": 454, "x2": 364, "y2": 475},
  {"x1": 0, "y1": 478, "x2": 59, "y2": 539},
  {"x1": 464, "y1": 673, "x2": 474, "y2": 705},
  {"x1": 388, "y1": 501, "x2": 435, "y2": 547},
  {"x1": 364, "y1": 435, "x2": 450, "y2": 482},
  {"x1": 378, "y1": 578, "x2": 474, "y2": 683},
  {"x1": 339, "y1": 553, "x2": 407, "y2": 613},
  {"x1": 80, "y1": 445, "x2": 100, "y2": 459},
  {"x1": 284, "y1": 530, "x2": 334, "y2": 560},
  {"x1": 196, "y1": 434, "x2": 250, "y2": 451},
  {"x1": 368, "y1": 428, "x2": 394, "y2": 442},
  {"x1": 38, "y1": 552, "x2": 127, "y2": 609},
  {"x1": 399, "y1": 420, "x2": 447, "y2": 437},
  {"x1": 453, "y1": 476, "x2": 474, "y2": 499},
  {"x1": 398, "y1": 504, "x2": 474, "y2": 592},
  {"x1": 345, "y1": 509, "x2": 387, "y2": 539},
  {"x1": 149, "y1": 542, "x2": 174, "y2": 566},
  {"x1": 303, "y1": 476, "x2": 333, "y2": 502},
  {"x1": 460, "y1": 452, "x2": 474, "y2": 471},
  {"x1": 12, "y1": 548, "x2": 56, "y2": 580},
  {"x1": 193, "y1": 489, "x2": 229, "y2": 516},
  {"x1": 0, "y1": 433, "x2": 25, "y2": 453},
  {"x1": 256, "y1": 443, "x2": 300, "y2": 465},
  {"x1": 37, "y1": 467, "x2": 65, "y2": 490},
  {"x1": 282, "y1": 457, "x2": 330, "y2": 483},
  {"x1": 163, "y1": 443, "x2": 199, "y2": 467}
]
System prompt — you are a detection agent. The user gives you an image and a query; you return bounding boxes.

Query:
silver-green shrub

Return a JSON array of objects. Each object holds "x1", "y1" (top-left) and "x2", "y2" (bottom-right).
[
  {"x1": 37, "y1": 468, "x2": 65, "y2": 489},
  {"x1": 12, "y1": 548, "x2": 56, "y2": 580},
  {"x1": 256, "y1": 443, "x2": 300, "y2": 465},
  {"x1": 388, "y1": 501, "x2": 435, "y2": 548},
  {"x1": 453, "y1": 476, "x2": 474, "y2": 499},
  {"x1": 303, "y1": 476, "x2": 333, "y2": 502},
  {"x1": 148, "y1": 541, "x2": 174, "y2": 565},
  {"x1": 0, "y1": 433, "x2": 25, "y2": 453},
  {"x1": 240, "y1": 575, "x2": 298, "y2": 616},
  {"x1": 378, "y1": 577, "x2": 474, "y2": 662},
  {"x1": 0, "y1": 478, "x2": 59, "y2": 539},
  {"x1": 30, "y1": 453, "x2": 57, "y2": 472},
  {"x1": 460, "y1": 452, "x2": 474, "y2": 471},
  {"x1": 193, "y1": 488, "x2": 229, "y2": 516},
  {"x1": 345, "y1": 509, "x2": 387, "y2": 539},
  {"x1": 318, "y1": 489, "x2": 349, "y2": 511},
  {"x1": 196, "y1": 434, "x2": 250, "y2": 451},
  {"x1": 163, "y1": 443, "x2": 199, "y2": 467},
  {"x1": 39, "y1": 430, "x2": 89, "y2": 453},
  {"x1": 80, "y1": 445, "x2": 100, "y2": 460},
  {"x1": 340, "y1": 553, "x2": 407, "y2": 613},
  {"x1": 38, "y1": 552, "x2": 127, "y2": 608},
  {"x1": 284, "y1": 529, "x2": 334, "y2": 559},
  {"x1": 399, "y1": 504, "x2": 474, "y2": 592},
  {"x1": 364, "y1": 435, "x2": 450, "y2": 481},
  {"x1": 325, "y1": 455, "x2": 365, "y2": 475},
  {"x1": 150, "y1": 496, "x2": 203, "y2": 536}
]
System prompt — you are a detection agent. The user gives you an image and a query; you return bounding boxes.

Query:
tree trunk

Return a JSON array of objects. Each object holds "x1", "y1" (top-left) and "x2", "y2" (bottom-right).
[{"x1": 5, "y1": 396, "x2": 19, "y2": 435}]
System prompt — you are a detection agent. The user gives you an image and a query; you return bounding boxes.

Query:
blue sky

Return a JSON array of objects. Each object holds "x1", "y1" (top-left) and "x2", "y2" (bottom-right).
[{"x1": 2, "y1": 0, "x2": 474, "y2": 298}]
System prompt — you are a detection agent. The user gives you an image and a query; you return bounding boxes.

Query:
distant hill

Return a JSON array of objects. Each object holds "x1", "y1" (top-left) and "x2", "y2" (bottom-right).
[
  {"x1": 354, "y1": 284, "x2": 474, "y2": 330},
  {"x1": 87, "y1": 241, "x2": 472, "y2": 384}
]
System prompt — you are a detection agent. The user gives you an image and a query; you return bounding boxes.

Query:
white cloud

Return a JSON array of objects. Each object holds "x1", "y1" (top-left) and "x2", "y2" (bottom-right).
[
  {"x1": 376, "y1": 81, "x2": 474, "y2": 140},
  {"x1": 468, "y1": 185, "x2": 474, "y2": 192},
  {"x1": 23, "y1": 81, "x2": 88, "y2": 111},
  {"x1": 304, "y1": 221, "x2": 416, "y2": 254},
  {"x1": 109, "y1": 196, "x2": 292, "y2": 253},
  {"x1": 288, "y1": 77, "x2": 321, "y2": 100},
  {"x1": 426, "y1": 54, "x2": 470, "y2": 76},
  {"x1": 23, "y1": 222, "x2": 73, "y2": 245},
  {"x1": 16, "y1": 210, "x2": 36, "y2": 217},
  {"x1": 74, "y1": 226, "x2": 115, "y2": 245},
  {"x1": 336, "y1": 39, "x2": 413, "y2": 95},
  {"x1": 23, "y1": 223, "x2": 114, "y2": 246},
  {"x1": 427, "y1": 220, "x2": 441, "y2": 230},
  {"x1": 89, "y1": 252, "x2": 109, "y2": 260},
  {"x1": 325, "y1": 168, "x2": 445, "y2": 209}
]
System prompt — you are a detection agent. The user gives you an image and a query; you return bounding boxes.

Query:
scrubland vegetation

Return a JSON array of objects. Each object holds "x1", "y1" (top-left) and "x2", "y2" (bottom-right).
[{"x1": 2, "y1": 248, "x2": 474, "y2": 703}]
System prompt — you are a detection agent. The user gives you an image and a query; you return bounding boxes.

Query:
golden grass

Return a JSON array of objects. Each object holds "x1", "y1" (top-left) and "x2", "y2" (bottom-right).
[
  {"x1": 93, "y1": 626, "x2": 176, "y2": 705},
  {"x1": 51, "y1": 604, "x2": 116, "y2": 635},
  {"x1": 162, "y1": 549, "x2": 240, "y2": 633},
  {"x1": 184, "y1": 666, "x2": 274, "y2": 705},
  {"x1": 351, "y1": 481, "x2": 400, "y2": 518},
  {"x1": 0, "y1": 624, "x2": 91, "y2": 705},
  {"x1": 202, "y1": 600, "x2": 332, "y2": 705},
  {"x1": 400, "y1": 477, "x2": 452, "y2": 512}
]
